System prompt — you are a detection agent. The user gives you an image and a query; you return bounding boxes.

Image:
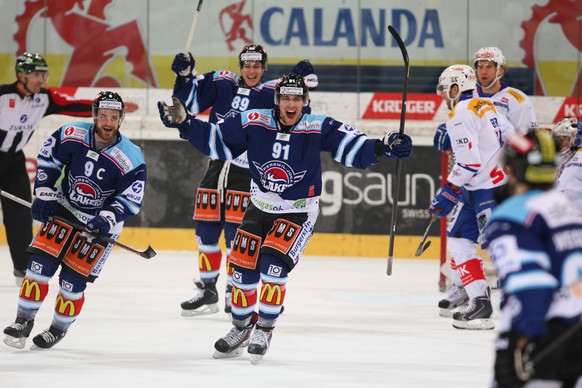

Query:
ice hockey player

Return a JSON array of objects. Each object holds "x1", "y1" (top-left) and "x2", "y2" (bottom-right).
[
  {"x1": 472, "y1": 46, "x2": 537, "y2": 133},
  {"x1": 3, "y1": 91, "x2": 146, "y2": 350},
  {"x1": 552, "y1": 117, "x2": 582, "y2": 214},
  {"x1": 171, "y1": 44, "x2": 317, "y2": 316},
  {"x1": 482, "y1": 128, "x2": 582, "y2": 387},
  {"x1": 429, "y1": 64, "x2": 514, "y2": 330},
  {"x1": 432, "y1": 46, "x2": 538, "y2": 308},
  {"x1": 158, "y1": 73, "x2": 412, "y2": 363}
]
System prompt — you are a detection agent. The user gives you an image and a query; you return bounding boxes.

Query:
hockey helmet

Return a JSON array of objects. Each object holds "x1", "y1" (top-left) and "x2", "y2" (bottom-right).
[
  {"x1": 92, "y1": 91, "x2": 125, "y2": 121},
  {"x1": 436, "y1": 65, "x2": 477, "y2": 100},
  {"x1": 15, "y1": 52, "x2": 48, "y2": 76},
  {"x1": 239, "y1": 44, "x2": 268, "y2": 70},
  {"x1": 275, "y1": 73, "x2": 309, "y2": 106},
  {"x1": 472, "y1": 47, "x2": 506, "y2": 69},
  {"x1": 502, "y1": 129, "x2": 559, "y2": 185},
  {"x1": 552, "y1": 117, "x2": 579, "y2": 151}
]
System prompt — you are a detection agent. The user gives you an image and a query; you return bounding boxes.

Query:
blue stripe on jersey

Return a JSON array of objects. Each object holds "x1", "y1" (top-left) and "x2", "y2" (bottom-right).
[
  {"x1": 489, "y1": 191, "x2": 539, "y2": 224},
  {"x1": 345, "y1": 136, "x2": 367, "y2": 167},
  {"x1": 209, "y1": 123, "x2": 232, "y2": 160},
  {"x1": 505, "y1": 269, "x2": 558, "y2": 294},
  {"x1": 334, "y1": 135, "x2": 351, "y2": 164}
]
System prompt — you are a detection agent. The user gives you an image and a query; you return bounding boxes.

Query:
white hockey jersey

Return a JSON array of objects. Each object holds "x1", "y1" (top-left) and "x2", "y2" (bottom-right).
[
  {"x1": 474, "y1": 84, "x2": 537, "y2": 134},
  {"x1": 446, "y1": 96, "x2": 515, "y2": 190},
  {"x1": 555, "y1": 147, "x2": 582, "y2": 215}
]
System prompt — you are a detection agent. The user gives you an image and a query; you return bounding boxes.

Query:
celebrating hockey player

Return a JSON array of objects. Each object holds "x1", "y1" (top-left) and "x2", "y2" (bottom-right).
[
  {"x1": 171, "y1": 45, "x2": 317, "y2": 316},
  {"x1": 3, "y1": 91, "x2": 147, "y2": 350},
  {"x1": 552, "y1": 117, "x2": 582, "y2": 214},
  {"x1": 429, "y1": 65, "x2": 514, "y2": 330},
  {"x1": 482, "y1": 129, "x2": 582, "y2": 387},
  {"x1": 158, "y1": 73, "x2": 412, "y2": 363}
]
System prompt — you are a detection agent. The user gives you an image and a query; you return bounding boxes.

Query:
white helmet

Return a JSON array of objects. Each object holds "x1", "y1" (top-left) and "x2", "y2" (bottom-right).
[
  {"x1": 472, "y1": 47, "x2": 506, "y2": 68},
  {"x1": 436, "y1": 65, "x2": 477, "y2": 102},
  {"x1": 552, "y1": 117, "x2": 578, "y2": 137}
]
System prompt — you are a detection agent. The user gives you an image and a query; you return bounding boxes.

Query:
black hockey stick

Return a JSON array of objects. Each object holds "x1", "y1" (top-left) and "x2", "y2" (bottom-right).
[
  {"x1": 414, "y1": 213, "x2": 439, "y2": 257},
  {"x1": 386, "y1": 25, "x2": 410, "y2": 276},
  {"x1": 516, "y1": 318, "x2": 582, "y2": 380},
  {"x1": 0, "y1": 189, "x2": 156, "y2": 259}
]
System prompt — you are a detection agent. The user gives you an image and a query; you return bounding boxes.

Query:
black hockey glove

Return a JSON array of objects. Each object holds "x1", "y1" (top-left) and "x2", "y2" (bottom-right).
[
  {"x1": 292, "y1": 59, "x2": 318, "y2": 90},
  {"x1": 171, "y1": 52, "x2": 195, "y2": 77},
  {"x1": 31, "y1": 188, "x2": 60, "y2": 223},
  {"x1": 494, "y1": 331, "x2": 536, "y2": 388},
  {"x1": 383, "y1": 131, "x2": 412, "y2": 159},
  {"x1": 158, "y1": 96, "x2": 188, "y2": 128}
]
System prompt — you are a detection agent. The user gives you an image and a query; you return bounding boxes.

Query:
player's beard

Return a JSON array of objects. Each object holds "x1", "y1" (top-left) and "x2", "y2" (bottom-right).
[{"x1": 94, "y1": 122, "x2": 120, "y2": 143}]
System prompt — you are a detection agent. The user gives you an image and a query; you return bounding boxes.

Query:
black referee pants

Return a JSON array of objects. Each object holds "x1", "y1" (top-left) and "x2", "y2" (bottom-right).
[{"x1": 0, "y1": 150, "x2": 33, "y2": 274}]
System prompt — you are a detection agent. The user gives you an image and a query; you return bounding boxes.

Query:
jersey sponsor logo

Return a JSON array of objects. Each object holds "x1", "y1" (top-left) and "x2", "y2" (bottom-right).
[
  {"x1": 19, "y1": 279, "x2": 41, "y2": 301},
  {"x1": 55, "y1": 295, "x2": 78, "y2": 316},
  {"x1": 9, "y1": 98, "x2": 15, "y2": 108},
  {"x1": 69, "y1": 176, "x2": 113, "y2": 209},
  {"x1": 260, "y1": 283, "x2": 284, "y2": 305},
  {"x1": 232, "y1": 287, "x2": 249, "y2": 307},
  {"x1": 63, "y1": 126, "x2": 88, "y2": 139},
  {"x1": 253, "y1": 160, "x2": 307, "y2": 193},
  {"x1": 108, "y1": 148, "x2": 133, "y2": 173},
  {"x1": 20, "y1": 114, "x2": 28, "y2": 123}
]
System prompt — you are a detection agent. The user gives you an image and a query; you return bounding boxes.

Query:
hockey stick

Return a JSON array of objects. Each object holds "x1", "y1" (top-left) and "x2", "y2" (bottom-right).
[
  {"x1": 386, "y1": 25, "x2": 410, "y2": 276},
  {"x1": 0, "y1": 190, "x2": 156, "y2": 259},
  {"x1": 184, "y1": 0, "x2": 204, "y2": 52},
  {"x1": 415, "y1": 213, "x2": 439, "y2": 257},
  {"x1": 516, "y1": 317, "x2": 582, "y2": 380}
]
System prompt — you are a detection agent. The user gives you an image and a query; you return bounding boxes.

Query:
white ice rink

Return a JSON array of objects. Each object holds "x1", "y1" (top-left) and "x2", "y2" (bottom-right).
[{"x1": 0, "y1": 246, "x2": 498, "y2": 387}]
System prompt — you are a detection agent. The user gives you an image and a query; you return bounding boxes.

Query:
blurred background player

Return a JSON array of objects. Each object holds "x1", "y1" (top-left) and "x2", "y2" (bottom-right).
[
  {"x1": 171, "y1": 44, "x2": 317, "y2": 316},
  {"x1": 3, "y1": 91, "x2": 146, "y2": 350},
  {"x1": 552, "y1": 117, "x2": 582, "y2": 215},
  {"x1": 158, "y1": 73, "x2": 412, "y2": 364},
  {"x1": 482, "y1": 129, "x2": 582, "y2": 387},
  {"x1": 429, "y1": 65, "x2": 514, "y2": 330},
  {"x1": 0, "y1": 52, "x2": 138, "y2": 287}
]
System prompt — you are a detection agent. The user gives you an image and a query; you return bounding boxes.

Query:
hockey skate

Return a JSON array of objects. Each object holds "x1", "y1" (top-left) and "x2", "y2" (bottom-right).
[
  {"x1": 438, "y1": 284, "x2": 469, "y2": 318},
  {"x1": 213, "y1": 324, "x2": 255, "y2": 359},
  {"x1": 248, "y1": 326, "x2": 273, "y2": 365},
  {"x1": 452, "y1": 288, "x2": 494, "y2": 330},
  {"x1": 224, "y1": 284, "x2": 233, "y2": 314},
  {"x1": 181, "y1": 281, "x2": 219, "y2": 317},
  {"x1": 3, "y1": 318, "x2": 34, "y2": 349},
  {"x1": 31, "y1": 326, "x2": 67, "y2": 349}
]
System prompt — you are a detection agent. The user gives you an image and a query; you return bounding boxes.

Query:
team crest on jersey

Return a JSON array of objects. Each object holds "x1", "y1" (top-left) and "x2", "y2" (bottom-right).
[
  {"x1": 253, "y1": 160, "x2": 306, "y2": 193},
  {"x1": 68, "y1": 175, "x2": 114, "y2": 209}
]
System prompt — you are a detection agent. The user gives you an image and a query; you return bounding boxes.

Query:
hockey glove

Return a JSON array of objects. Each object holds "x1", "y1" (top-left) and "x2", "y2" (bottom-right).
[
  {"x1": 383, "y1": 132, "x2": 412, "y2": 159},
  {"x1": 87, "y1": 211, "x2": 117, "y2": 235},
  {"x1": 158, "y1": 96, "x2": 188, "y2": 128},
  {"x1": 171, "y1": 52, "x2": 195, "y2": 77},
  {"x1": 494, "y1": 332, "x2": 536, "y2": 387},
  {"x1": 31, "y1": 188, "x2": 59, "y2": 223},
  {"x1": 433, "y1": 123, "x2": 451, "y2": 152},
  {"x1": 292, "y1": 59, "x2": 318, "y2": 89},
  {"x1": 429, "y1": 185, "x2": 462, "y2": 216}
]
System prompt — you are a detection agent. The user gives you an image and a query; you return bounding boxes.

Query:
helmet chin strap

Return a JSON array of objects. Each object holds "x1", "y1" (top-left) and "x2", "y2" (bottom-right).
[{"x1": 479, "y1": 68, "x2": 503, "y2": 91}]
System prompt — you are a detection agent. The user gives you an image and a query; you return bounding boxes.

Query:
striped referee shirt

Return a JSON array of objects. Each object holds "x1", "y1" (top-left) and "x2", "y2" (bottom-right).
[{"x1": 0, "y1": 82, "x2": 92, "y2": 154}]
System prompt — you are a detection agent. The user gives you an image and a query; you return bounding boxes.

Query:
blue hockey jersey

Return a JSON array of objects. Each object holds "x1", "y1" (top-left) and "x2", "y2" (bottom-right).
[
  {"x1": 174, "y1": 70, "x2": 278, "y2": 124},
  {"x1": 176, "y1": 108, "x2": 381, "y2": 214},
  {"x1": 35, "y1": 121, "x2": 147, "y2": 233},
  {"x1": 482, "y1": 189, "x2": 582, "y2": 337}
]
